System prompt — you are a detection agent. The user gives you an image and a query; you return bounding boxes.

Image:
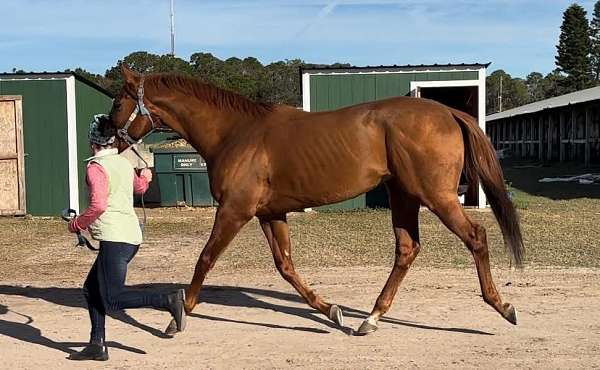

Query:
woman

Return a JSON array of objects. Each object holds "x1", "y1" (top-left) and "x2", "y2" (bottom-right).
[{"x1": 67, "y1": 114, "x2": 185, "y2": 361}]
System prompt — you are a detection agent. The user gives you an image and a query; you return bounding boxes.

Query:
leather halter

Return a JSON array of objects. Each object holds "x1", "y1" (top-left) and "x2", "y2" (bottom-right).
[{"x1": 116, "y1": 76, "x2": 159, "y2": 145}]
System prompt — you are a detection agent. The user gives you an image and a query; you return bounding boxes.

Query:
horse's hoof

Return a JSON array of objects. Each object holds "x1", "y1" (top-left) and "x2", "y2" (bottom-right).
[
  {"x1": 503, "y1": 303, "x2": 517, "y2": 325},
  {"x1": 355, "y1": 319, "x2": 378, "y2": 336},
  {"x1": 329, "y1": 305, "x2": 344, "y2": 327},
  {"x1": 164, "y1": 318, "x2": 178, "y2": 337}
]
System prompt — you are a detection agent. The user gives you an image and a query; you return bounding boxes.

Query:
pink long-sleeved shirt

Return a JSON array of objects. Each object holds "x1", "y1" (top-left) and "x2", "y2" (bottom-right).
[{"x1": 69, "y1": 163, "x2": 149, "y2": 232}]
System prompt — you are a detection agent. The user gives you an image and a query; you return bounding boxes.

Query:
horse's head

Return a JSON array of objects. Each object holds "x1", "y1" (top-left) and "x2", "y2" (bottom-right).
[{"x1": 109, "y1": 64, "x2": 163, "y2": 152}]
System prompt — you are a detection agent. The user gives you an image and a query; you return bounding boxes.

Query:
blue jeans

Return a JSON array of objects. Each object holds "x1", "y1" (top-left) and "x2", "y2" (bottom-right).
[{"x1": 83, "y1": 241, "x2": 167, "y2": 343}]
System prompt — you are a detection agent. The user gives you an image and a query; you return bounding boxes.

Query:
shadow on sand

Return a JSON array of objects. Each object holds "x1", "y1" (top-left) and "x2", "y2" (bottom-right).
[
  {"x1": 0, "y1": 302, "x2": 145, "y2": 357},
  {"x1": 0, "y1": 283, "x2": 492, "y2": 355}
]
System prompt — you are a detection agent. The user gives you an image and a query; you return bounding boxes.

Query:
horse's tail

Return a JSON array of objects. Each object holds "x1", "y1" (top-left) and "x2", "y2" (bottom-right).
[{"x1": 450, "y1": 108, "x2": 525, "y2": 268}]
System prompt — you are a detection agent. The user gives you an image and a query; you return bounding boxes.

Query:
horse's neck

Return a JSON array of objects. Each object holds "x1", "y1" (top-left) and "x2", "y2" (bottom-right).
[{"x1": 159, "y1": 95, "x2": 247, "y2": 163}]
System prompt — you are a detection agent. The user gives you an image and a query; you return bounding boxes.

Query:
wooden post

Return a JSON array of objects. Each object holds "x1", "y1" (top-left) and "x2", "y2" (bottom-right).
[
  {"x1": 508, "y1": 118, "x2": 517, "y2": 157},
  {"x1": 524, "y1": 118, "x2": 528, "y2": 158},
  {"x1": 548, "y1": 113, "x2": 554, "y2": 161},
  {"x1": 515, "y1": 119, "x2": 520, "y2": 158},
  {"x1": 503, "y1": 119, "x2": 507, "y2": 150},
  {"x1": 525, "y1": 118, "x2": 529, "y2": 158},
  {"x1": 569, "y1": 107, "x2": 577, "y2": 161},
  {"x1": 571, "y1": 108, "x2": 577, "y2": 161},
  {"x1": 517, "y1": 118, "x2": 522, "y2": 158},
  {"x1": 520, "y1": 118, "x2": 524, "y2": 158},
  {"x1": 585, "y1": 105, "x2": 591, "y2": 166},
  {"x1": 530, "y1": 117, "x2": 535, "y2": 157},
  {"x1": 559, "y1": 111, "x2": 565, "y2": 162},
  {"x1": 502, "y1": 120, "x2": 506, "y2": 151},
  {"x1": 497, "y1": 122, "x2": 501, "y2": 148},
  {"x1": 523, "y1": 118, "x2": 527, "y2": 158},
  {"x1": 521, "y1": 118, "x2": 529, "y2": 158},
  {"x1": 513, "y1": 119, "x2": 517, "y2": 155},
  {"x1": 538, "y1": 115, "x2": 543, "y2": 160}
]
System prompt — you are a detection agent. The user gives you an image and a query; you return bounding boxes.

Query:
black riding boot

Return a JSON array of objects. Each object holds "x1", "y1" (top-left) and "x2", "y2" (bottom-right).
[
  {"x1": 68, "y1": 342, "x2": 109, "y2": 361},
  {"x1": 166, "y1": 289, "x2": 187, "y2": 332}
]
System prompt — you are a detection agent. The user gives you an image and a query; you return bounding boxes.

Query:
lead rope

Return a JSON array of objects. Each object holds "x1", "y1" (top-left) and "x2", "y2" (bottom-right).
[
  {"x1": 130, "y1": 145, "x2": 148, "y2": 233},
  {"x1": 61, "y1": 208, "x2": 99, "y2": 251}
]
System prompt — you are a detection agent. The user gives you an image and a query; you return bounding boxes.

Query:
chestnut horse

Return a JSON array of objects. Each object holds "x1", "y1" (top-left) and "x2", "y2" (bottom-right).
[{"x1": 110, "y1": 65, "x2": 524, "y2": 335}]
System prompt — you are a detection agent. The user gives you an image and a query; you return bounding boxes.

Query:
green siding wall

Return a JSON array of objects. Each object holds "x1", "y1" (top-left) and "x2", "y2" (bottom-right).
[
  {"x1": 75, "y1": 80, "x2": 113, "y2": 211},
  {"x1": 0, "y1": 79, "x2": 69, "y2": 216},
  {"x1": 309, "y1": 70, "x2": 479, "y2": 210},
  {"x1": 310, "y1": 71, "x2": 478, "y2": 111}
]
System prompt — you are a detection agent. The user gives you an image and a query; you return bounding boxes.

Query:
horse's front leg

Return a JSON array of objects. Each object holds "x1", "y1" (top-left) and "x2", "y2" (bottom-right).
[
  {"x1": 165, "y1": 202, "x2": 253, "y2": 336},
  {"x1": 259, "y1": 215, "x2": 344, "y2": 329}
]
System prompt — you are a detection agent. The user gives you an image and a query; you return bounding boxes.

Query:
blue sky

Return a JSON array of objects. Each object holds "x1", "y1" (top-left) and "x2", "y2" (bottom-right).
[{"x1": 1, "y1": 0, "x2": 598, "y2": 78}]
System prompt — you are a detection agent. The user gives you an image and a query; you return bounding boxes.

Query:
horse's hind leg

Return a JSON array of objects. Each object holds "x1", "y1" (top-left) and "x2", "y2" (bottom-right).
[
  {"x1": 428, "y1": 195, "x2": 517, "y2": 325},
  {"x1": 356, "y1": 184, "x2": 421, "y2": 335},
  {"x1": 260, "y1": 215, "x2": 344, "y2": 328}
]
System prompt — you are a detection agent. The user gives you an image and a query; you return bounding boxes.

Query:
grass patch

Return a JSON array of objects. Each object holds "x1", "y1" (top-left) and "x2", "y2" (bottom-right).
[{"x1": 1, "y1": 162, "x2": 599, "y2": 282}]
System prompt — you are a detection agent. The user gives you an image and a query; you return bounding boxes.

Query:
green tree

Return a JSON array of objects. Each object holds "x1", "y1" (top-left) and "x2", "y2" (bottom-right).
[
  {"x1": 190, "y1": 52, "x2": 224, "y2": 84},
  {"x1": 591, "y1": 1, "x2": 600, "y2": 81},
  {"x1": 153, "y1": 55, "x2": 194, "y2": 75},
  {"x1": 103, "y1": 51, "x2": 194, "y2": 95},
  {"x1": 486, "y1": 70, "x2": 529, "y2": 114},
  {"x1": 218, "y1": 57, "x2": 255, "y2": 100},
  {"x1": 541, "y1": 69, "x2": 567, "y2": 98},
  {"x1": 190, "y1": 54, "x2": 265, "y2": 100},
  {"x1": 259, "y1": 59, "x2": 304, "y2": 106},
  {"x1": 103, "y1": 51, "x2": 162, "y2": 94},
  {"x1": 100, "y1": 51, "x2": 345, "y2": 106},
  {"x1": 556, "y1": 4, "x2": 592, "y2": 92},
  {"x1": 525, "y1": 72, "x2": 545, "y2": 102},
  {"x1": 506, "y1": 78, "x2": 529, "y2": 109},
  {"x1": 486, "y1": 70, "x2": 509, "y2": 114},
  {"x1": 235, "y1": 57, "x2": 266, "y2": 100}
]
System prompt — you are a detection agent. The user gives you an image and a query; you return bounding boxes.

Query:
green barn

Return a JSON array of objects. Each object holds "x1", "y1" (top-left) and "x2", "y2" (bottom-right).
[
  {"x1": 0, "y1": 72, "x2": 113, "y2": 216},
  {"x1": 301, "y1": 63, "x2": 489, "y2": 210}
]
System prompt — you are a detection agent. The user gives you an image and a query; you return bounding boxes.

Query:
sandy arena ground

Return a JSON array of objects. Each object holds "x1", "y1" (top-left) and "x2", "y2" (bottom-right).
[
  {"x1": 1, "y1": 266, "x2": 599, "y2": 369},
  {"x1": 2, "y1": 167, "x2": 600, "y2": 370}
]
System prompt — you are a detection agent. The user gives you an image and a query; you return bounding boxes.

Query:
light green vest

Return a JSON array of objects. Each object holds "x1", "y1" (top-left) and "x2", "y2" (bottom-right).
[{"x1": 87, "y1": 149, "x2": 142, "y2": 245}]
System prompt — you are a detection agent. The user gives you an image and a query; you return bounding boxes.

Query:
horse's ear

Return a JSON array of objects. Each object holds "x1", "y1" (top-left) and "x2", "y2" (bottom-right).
[{"x1": 120, "y1": 63, "x2": 140, "y2": 88}]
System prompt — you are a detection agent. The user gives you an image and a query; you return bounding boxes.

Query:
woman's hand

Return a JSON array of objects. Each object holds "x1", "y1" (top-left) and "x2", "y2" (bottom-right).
[
  {"x1": 140, "y1": 168, "x2": 153, "y2": 183},
  {"x1": 68, "y1": 218, "x2": 79, "y2": 233}
]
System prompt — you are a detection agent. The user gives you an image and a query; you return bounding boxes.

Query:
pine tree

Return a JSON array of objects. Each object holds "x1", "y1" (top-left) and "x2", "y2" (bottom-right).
[
  {"x1": 590, "y1": 1, "x2": 600, "y2": 81},
  {"x1": 556, "y1": 4, "x2": 592, "y2": 92}
]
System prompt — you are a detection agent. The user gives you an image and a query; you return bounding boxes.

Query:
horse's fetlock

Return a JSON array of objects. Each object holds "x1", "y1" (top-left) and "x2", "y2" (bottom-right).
[{"x1": 397, "y1": 242, "x2": 413, "y2": 255}]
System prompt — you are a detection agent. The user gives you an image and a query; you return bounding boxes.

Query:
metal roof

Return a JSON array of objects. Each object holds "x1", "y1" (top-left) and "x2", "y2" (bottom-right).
[
  {"x1": 487, "y1": 85, "x2": 600, "y2": 121},
  {"x1": 301, "y1": 62, "x2": 490, "y2": 74},
  {"x1": 0, "y1": 71, "x2": 114, "y2": 98}
]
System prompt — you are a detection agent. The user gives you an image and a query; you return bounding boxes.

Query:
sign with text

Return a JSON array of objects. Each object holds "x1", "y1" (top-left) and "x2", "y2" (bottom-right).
[{"x1": 173, "y1": 154, "x2": 206, "y2": 171}]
